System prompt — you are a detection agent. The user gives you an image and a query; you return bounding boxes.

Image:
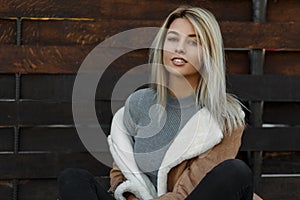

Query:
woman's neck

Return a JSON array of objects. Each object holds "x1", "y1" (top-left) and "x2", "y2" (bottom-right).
[{"x1": 168, "y1": 74, "x2": 200, "y2": 98}]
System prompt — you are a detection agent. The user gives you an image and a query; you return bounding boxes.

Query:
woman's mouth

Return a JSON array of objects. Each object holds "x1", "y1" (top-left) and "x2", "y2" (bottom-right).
[{"x1": 171, "y1": 57, "x2": 187, "y2": 66}]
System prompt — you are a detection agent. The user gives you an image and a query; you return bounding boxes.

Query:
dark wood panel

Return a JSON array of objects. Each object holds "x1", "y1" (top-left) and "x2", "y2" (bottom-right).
[
  {"x1": 0, "y1": 74, "x2": 15, "y2": 99},
  {"x1": 21, "y1": 74, "x2": 75, "y2": 101},
  {"x1": 0, "y1": 19, "x2": 16, "y2": 44},
  {"x1": 241, "y1": 127, "x2": 300, "y2": 151},
  {"x1": 267, "y1": 0, "x2": 300, "y2": 22},
  {"x1": 0, "y1": 128, "x2": 14, "y2": 151},
  {"x1": 0, "y1": 180, "x2": 12, "y2": 200},
  {"x1": 21, "y1": 20, "x2": 300, "y2": 49},
  {"x1": 227, "y1": 75, "x2": 300, "y2": 102},
  {"x1": 19, "y1": 179, "x2": 58, "y2": 200},
  {"x1": 19, "y1": 127, "x2": 83, "y2": 152},
  {"x1": 262, "y1": 152, "x2": 300, "y2": 174},
  {"x1": 0, "y1": 153, "x2": 111, "y2": 179},
  {"x1": 226, "y1": 50, "x2": 249, "y2": 74},
  {"x1": 19, "y1": 126, "x2": 110, "y2": 152},
  {"x1": 0, "y1": 0, "x2": 252, "y2": 21},
  {"x1": 18, "y1": 74, "x2": 300, "y2": 101},
  {"x1": 18, "y1": 177, "x2": 110, "y2": 200},
  {"x1": 265, "y1": 51, "x2": 300, "y2": 75},
  {"x1": 18, "y1": 100, "x2": 120, "y2": 126},
  {"x1": 257, "y1": 177, "x2": 300, "y2": 200},
  {"x1": 0, "y1": 101, "x2": 17, "y2": 125},
  {"x1": 263, "y1": 102, "x2": 300, "y2": 125},
  {"x1": 19, "y1": 101, "x2": 74, "y2": 125}
]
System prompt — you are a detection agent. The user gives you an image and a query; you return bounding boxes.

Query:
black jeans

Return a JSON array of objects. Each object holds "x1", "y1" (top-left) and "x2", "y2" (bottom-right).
[{"x1": 58, "y1": 159, "x2": 253, "y2": 200}]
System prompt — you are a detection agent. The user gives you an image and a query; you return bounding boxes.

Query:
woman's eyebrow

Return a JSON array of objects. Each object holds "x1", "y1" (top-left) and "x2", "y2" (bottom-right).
[{"x1": 167, "y1": 31, "x2": 197, "y2": 38}]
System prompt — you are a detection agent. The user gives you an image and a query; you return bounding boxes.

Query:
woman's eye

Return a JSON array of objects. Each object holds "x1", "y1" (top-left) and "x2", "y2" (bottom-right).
[
  {"x1": 167, "y1": 37, "x2": 178, "y2": 42},
  {"x1": 187, "y1": 39, "x2": 198, "y2": 46}
]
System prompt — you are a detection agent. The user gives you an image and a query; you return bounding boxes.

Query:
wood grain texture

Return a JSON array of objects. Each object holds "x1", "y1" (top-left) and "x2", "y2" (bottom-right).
[
  {"x1": 267, "y1": 0, "x2": 300, "y2": 22},
  {"x1": 265, "y1": 51, "x2": 300, "y2": 75},
  {"x1": 0, "y1": 45, "x2": 93, "y2": 73},
  {"x1": 0, "y1": 19, "x2": 16, "y2": 44},
  {"x1": 0, "y1": 0, "x2": 252, "y2": 21},
  {"x1": 21, "y1": 20, "x2": 300, "y2": 49},
  {"x1": 0, "y1": 45, "x2": 250, "y2": 74}
]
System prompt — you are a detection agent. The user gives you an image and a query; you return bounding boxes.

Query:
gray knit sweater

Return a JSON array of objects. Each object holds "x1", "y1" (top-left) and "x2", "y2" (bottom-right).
[{"x1": 123, "y1": 88, "x2": 201, "y2": 189}]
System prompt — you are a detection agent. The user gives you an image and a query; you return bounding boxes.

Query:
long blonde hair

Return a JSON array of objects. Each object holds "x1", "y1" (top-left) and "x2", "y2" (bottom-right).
[{"x1": 149, "y1": 6, "x2": 244, "y2": 133}]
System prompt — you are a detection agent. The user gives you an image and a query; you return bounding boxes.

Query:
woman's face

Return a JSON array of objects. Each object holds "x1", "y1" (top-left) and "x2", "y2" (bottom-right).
[{"x1": 163, "y1": 17, "x2": 203, "y2": 81}]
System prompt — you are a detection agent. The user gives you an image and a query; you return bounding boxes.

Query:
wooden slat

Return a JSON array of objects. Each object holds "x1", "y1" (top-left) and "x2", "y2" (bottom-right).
[
  {"x1": 20, "y1": 74, "x2": 300, "y2": 101},
  {"x1": 19, "y1": 126, "x2": 300, "y2": 153},
  {"x1": 226, "y1": 50, "x2": 249, "y2": 74},
  {"x1": 0, "y1": 74, "x2": 15, "y2": 99},
  {"x1": 241, "y1": 127, "x2": 300, "y2": 151},
  {"x1": 19, "y1": 126, "x2": 110, "y2": 152},
  {"x1": 263, "y1": 102, "x2": 300, "y2": 125},
  {"x1": 257, "y1": 177, "x2": 300, "y2": 200},
  {"x1": 0, "y1": 0, "x2": 252, "y2": 21},
  {"x1": 267, "y1": 0, "x2": 300, "y2": 22},
  {"x1": 265, "y1": 51, "x2": 300, "y2": 75},
  {"x1": 18, "y1": 177, "x2": 110, "y2": 200},
  {"x1": 0, "y1": 19, "x2": 16, "y2": 44},
  {"x1": 21, "y1": 74, "x2": 75, "y2": 101},
  {"x1": 0, "y1": 153, "x2": 111, "y2": 179},
  {"x1": 262, "y1": 152, "x2": 300, "y2": 174},
  {"x1": 0, "y1": 101, "x2": 17, "y2": 125},
  {"x1": 19, "y1": 101, "x2": 74, "y2": 125},
  {"x1": 0, "y1": 128, "x2": 14, "y2": 151},
  {"x1": 18, "y1": 100, "x2": 122, "y2": 126},
  {"x1": 10, "y1": 47, "x2": 246, "y2": 75},
  {"x1": 227, "y1": 75, "x2": 300, "y2": 102},
  {"x1": 0, "y1": 180, "x2": 12, "y2": 200},
  {"x1": 19, "y1": 179, "x2": 58, "y2": 200},
  {"x1": 0, "y1": 45, "x2": 93, "y2": 74},
  {"x1": 21, "y1": 20, "x2": 300, "y2": 49},
  {"x1": 21, "y1": 19, "x2": 161, "y2": 45},
  {"x1": 220, "y1": 22, "x2": 300, "y2": 49}
]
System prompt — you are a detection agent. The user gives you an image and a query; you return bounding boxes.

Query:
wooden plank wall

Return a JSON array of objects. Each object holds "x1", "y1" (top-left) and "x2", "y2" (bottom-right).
[{"x1": 0, "y1": 0, "x2": 299, "y2": 199}]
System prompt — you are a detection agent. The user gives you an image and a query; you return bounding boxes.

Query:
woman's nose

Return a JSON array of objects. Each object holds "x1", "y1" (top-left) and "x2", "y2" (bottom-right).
[{"x1": 175, "y1": 40, "x2": 186, "y2": 54}]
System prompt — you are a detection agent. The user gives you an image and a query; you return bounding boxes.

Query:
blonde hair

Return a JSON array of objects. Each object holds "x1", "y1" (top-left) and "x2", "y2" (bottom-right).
[{"x1": 149, "y1": 6, "x2": 244, "y2": 133}]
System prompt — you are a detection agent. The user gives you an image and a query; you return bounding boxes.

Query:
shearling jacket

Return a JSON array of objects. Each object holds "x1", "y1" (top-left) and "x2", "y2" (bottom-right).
[{"x1": 108, "y1": 107, "x2": 245, "y2": 200}]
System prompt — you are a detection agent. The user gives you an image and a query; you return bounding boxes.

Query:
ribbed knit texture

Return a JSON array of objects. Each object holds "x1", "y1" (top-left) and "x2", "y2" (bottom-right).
[{"x1": 123, "y1": 88, "x2": 201, "y2": 189}]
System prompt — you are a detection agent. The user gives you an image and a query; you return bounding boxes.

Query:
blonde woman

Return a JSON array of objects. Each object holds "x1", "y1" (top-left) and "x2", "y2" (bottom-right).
[{"x1": 59, "y1": 6, "x2": 262, "y2": 200}]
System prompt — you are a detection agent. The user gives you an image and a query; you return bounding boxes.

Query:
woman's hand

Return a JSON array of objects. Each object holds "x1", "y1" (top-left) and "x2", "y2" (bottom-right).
[{"x1": 123, "y1": 192, "x2": 139, "y2": 200}]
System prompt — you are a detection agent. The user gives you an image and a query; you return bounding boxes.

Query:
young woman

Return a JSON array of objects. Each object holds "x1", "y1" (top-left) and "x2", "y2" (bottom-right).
[{"x1": 59, "y1": 6, "x2": 262, "y2": 200}]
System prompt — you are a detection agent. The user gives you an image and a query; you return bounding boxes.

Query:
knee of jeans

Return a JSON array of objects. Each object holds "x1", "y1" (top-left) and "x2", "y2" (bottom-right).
[
  {"x1": 223, "y1": 159, "x2": 253, "y2": 184},
  {"x1": 58, "y1": 168, "x2": 92, "y2": 185}
]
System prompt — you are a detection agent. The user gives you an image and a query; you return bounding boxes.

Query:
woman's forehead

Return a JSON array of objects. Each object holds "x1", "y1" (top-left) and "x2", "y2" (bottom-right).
[{"x1": 168, "y1": 18, "x2": 196, "y2": 37}]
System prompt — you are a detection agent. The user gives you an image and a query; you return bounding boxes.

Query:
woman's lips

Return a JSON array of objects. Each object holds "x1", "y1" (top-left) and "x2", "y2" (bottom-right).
[{"x1": 171, "y1": 57, "x2": 187, "y2": 66}]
